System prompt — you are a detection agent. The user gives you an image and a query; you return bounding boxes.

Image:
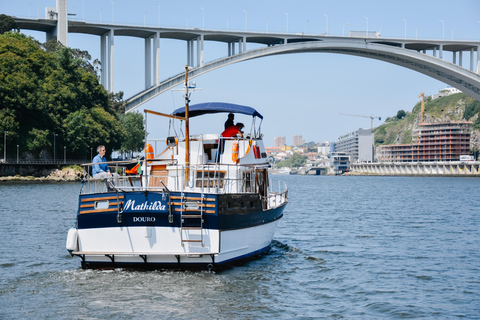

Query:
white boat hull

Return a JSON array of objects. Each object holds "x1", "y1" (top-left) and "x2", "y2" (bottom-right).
[{"x1": 73, "y1": 219, "x2": 281, "y2": 270}]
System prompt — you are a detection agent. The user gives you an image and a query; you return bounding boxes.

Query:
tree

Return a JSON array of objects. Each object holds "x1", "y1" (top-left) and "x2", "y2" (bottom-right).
[
  {"x1": 120, "y1": 112, "x2": 145, "y2": 155},
  {"x1": 0, "y1": 14, "x2": 18, "y2": 34},
  {"x1": 0, "y1": 32, "x2": 125, "y2": 159},
  {"x1": 275, "y1": 153, "x2": 308, "y2": 168},
  {"x1": 397, "y1": 109, "x2": 406, "y2": 120}
]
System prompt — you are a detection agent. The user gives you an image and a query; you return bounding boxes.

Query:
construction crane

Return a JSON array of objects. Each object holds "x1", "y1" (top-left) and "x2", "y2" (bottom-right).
[
  {"x1": 340, "y1": 113, "x2": 381, "y2": 129},
  {"x1": 418, "y1": 90, "x2": 425, "y2": 123}
]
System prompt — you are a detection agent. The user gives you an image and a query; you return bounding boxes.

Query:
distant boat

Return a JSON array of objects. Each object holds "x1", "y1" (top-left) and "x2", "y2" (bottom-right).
[{"x1": 66, "y1": 68, "x2": 288, "y2": 271}]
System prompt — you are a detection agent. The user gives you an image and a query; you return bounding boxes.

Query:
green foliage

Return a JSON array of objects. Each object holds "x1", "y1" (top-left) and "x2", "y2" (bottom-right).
[
  {"x1": 396, "y1": 110, "x2": 406, "y2": 119},
  {"x1": 275, "y1": 153, "x2": 308, "y2": 168},
  {"x1": 0, "y1": 32, "x2": 129, "y2": 159},
  {"x1": 0, "y1": 14, "x2": 18, "y2": 34},
  {"x1": 464, "y1": 100, "x2": 480, "y2": 120},
  {"x1": 120, "y1": 112, "x2": 145, "y2": 153}
]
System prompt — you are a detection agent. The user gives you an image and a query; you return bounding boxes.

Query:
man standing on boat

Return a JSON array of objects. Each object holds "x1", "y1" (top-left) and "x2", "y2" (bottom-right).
[
  {"x1": 224, "y1": 113, "x2": 234, "y2": 129},
  {"x1": 92, "y1": 145, "x2": 112, "y2": 179}
]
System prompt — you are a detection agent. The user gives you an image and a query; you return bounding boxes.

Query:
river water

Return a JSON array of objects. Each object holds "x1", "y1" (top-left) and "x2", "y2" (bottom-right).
[{"x1": 0, "y1": 176, "x2": 479, "y2": 319}]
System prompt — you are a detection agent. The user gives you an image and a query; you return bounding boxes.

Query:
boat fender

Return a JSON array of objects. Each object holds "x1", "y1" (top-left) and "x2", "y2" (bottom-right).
[
  {"x1": 232, "y1": 142, "x2": 239, "y2": 163},
  {"x1": 145, "y1": 143, "x2": 154, "y2": 163},
  {"x1": 66, "y1": 228, "x2": 78, "y2": 252}
]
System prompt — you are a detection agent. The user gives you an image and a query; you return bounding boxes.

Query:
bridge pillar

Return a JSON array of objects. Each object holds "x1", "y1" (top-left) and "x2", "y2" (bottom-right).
[
  {"x1": 108, "y1": 29, "x2": 114, "y2": 92},
  {"x1": 100, "y1": 33, "x2": 107, "y2": 88},
  {"x1": 439, "y1": 45, "x2": 443, "y2": 59},
  {"x1": 145, "y1": 37, "x2": 152, "y2": 89},
  {"x1": 154, "y1": 32, "x2": 160, "y2": 86},
  {"x1": 56, "y1": 0, "x2": 68, "y2": 46},
  {"x1": 196, "y1": 36, "x2": 204, "y2": 67},
  {"x1": 200, "y1": 34, "x2": 204, "y2": 67},
  {"x1": 470, "y1": 48, "x2": 474, "y2": 72},
  {"x1": 459, "y1": 51, "x2": 463, "y2": 67},
  {"x1": 453, "y1": 51, "x2": 456, "y2": 64},
  {"x1": 433, "y1": 46, "x2": 437, "y2": 57},
  {"x1": 243, "y1": 36, "x2": 247, "y2": 52},
  {"x1": 476, "y1": 46, "x2": 480, "y2": 74}
]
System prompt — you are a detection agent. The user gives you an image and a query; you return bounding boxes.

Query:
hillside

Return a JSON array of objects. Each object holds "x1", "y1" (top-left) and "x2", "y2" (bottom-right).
[{"x1": 373, "y1": 93, "x2": 480, "y2": 151}]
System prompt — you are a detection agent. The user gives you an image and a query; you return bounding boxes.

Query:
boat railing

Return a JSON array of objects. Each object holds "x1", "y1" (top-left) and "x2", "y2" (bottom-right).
[
  {"x1": 265, "y1": 178, "x2": 288, "y2": 209},
  {"x1": 80, "y1": 160, "x2": 288, "y2": 208}
]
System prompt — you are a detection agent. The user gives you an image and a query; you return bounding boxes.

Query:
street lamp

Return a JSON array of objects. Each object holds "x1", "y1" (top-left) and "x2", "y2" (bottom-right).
[
  {"x1": 100, "y1": 8, "x2": 102, "y2": 23},
  {"x1": 343, "y1": 22, "x2": 350, "y2": 37},
  {"x1": 324, "y1": 14, "x2": 328, "y2": 35},
  {"x1": 304, "y1": 20, "x2": 309, "y2": 34},
  {"x1": 364, "y1": 16, "x2": 368, "y2": 37},
  {"x1": 53, "y1": 133, "x2": 58, "y2": 163},
  {"x1": 17, "y1": 145, "x2": 19, "y2": 163},
  {"x1": 451, "y1": 28, "x2": 455, "y2": 40},
  {"x1": 91, "y1": 147, "x2": 93, "y2": 160},
  {"x1": 416, "y1": 26, "x2": 420, "y2": 39},
  {"x1": 144, "y1": 11, "x2": 147, "y2": 27},
  {"x1": 82, "y1": 0, "x2": 85, "y2": 22},
  {"x1": 439, "y1": 19, "x2": 445, "y2": 40},
  {"x1": 201, "y1": 7, "x2": 204, "y2": 30},
  {"x1": 284, "y1": 12, "x2": 288, "y2": 34},
  {"x1": 267, "y1": 18, "x2": 271, "y2": 33},
  {"x1": 3, "y1": 131, "x2": 7, "y2": 163},
  {"x1": 64, "y1": 146, "x2": 66, "y2": 164},
  {"x1": 157, "y1": 4, "x2": 160, "y2": 27},
  {"x1": 403, "y1": 18, "x2": 407, "y2": 39},
  {"x1": 186, "y1": 13, "x2": 189, "y2": 28},
  {"x1": 227, "y1": 16, "x2": 231, "y2": 31},
  {"x1": 243, "y1": 10, "x2": 247, "y2": 31}
]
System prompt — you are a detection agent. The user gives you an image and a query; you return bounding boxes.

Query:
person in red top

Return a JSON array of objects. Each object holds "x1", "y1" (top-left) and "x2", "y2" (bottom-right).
[
  {"x1": 216, "y1": 123, "x2": 244, "y2": 162},
  {"x1": 221, "y1": 123, "x2": 244, "y2": 138}
]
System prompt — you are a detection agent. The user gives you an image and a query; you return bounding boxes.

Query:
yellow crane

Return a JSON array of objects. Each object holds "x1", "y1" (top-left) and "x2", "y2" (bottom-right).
[
  {"x1": 340, "y1": 113, "x2": 382, "y2": 129},
  {"x1": 418, "y1": 90, "x2": 425, "y2": 123}
]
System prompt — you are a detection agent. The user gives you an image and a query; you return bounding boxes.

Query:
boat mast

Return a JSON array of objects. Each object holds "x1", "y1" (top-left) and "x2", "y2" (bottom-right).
[{"x1": 184, "y1": 65, "x2": 190, "y2": 187}]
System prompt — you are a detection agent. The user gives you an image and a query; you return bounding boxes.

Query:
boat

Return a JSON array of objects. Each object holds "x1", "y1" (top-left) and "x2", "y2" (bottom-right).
[{"x1": 66, "y1": 68, "x2": 288, "y2": 271}]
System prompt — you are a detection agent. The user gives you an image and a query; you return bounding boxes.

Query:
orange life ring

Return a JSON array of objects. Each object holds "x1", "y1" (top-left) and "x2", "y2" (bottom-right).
[
  {"x1": 145, "y1": 143, "x2": 154, "y2": 163},
  {"x1": 232, "y1": 142, "x2": 239, "y2": 163}
]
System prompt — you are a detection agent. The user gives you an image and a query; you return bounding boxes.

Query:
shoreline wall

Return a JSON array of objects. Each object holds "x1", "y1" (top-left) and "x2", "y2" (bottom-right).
[{"x1": 351, "y1": 161, "x2": 480, "y2": 176}]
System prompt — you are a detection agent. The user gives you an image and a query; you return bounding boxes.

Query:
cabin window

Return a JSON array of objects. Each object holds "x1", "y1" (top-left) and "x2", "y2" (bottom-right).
[
  {"x1": 94, "y1": 200, "x2": 109, "y2": 210},
  {"x1": 196, "y1": 170, "x2": 226, "y2": 188},
  {"x1": 241, "y1": 202, "x2": 246, "y2": 209}
]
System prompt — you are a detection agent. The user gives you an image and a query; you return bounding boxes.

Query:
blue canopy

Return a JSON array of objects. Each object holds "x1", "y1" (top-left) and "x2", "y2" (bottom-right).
[{"x1": 172, "y1": 102, "x2": 263, "y2": 120}]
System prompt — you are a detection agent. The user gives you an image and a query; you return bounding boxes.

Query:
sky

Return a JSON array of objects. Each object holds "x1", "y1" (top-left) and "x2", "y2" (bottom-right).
[{"x1": 4, "y1": 0, "x2": 480, "y2": 147}]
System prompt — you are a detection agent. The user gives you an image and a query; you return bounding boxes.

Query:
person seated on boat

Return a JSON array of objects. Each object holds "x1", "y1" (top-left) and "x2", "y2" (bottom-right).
[
  {"x1": 92, "y1": 145, "x2": 113, "y2": 179},
  {"x1": 224, "y1": 113, "x2": 234, "y2": 129},
  {"x1": 221, "y1": 122, "x2": 244, "y2": 138}
]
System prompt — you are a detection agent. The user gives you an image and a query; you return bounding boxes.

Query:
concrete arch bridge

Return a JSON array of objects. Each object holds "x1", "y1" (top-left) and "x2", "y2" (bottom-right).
[
  {"x1": 12, "y1": 16, "x2": 480, "y2": 112},
  {"x1": 126, "y1": 38, "x2": 480, "y2": 112}
]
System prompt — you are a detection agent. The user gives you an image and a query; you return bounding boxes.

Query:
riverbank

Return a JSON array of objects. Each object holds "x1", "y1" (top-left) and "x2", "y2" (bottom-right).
[{"x1": 0, "y1": 166, "x2": 83, "y2": 183}]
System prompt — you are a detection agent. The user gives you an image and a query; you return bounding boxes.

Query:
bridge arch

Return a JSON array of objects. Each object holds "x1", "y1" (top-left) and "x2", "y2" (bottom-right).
[{"x1": 126, "y1": 39, "x2": 480, "y2": 112}]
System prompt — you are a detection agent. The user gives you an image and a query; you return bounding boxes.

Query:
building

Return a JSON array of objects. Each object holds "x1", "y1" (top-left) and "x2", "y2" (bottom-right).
[
  {"x1": 317, "y1": 141, "x2": 331, "y2": 155},
  {"x1": 431, "y1": 87, "x2": 462, "y2": 101},
  {"x1": 330, "y1": 152, "x2": 350, "y2": 174},
  {"x1": 334, "y1": 128, "x2": 374, "y2": 163},
  {"x1": 292, "y1": 135, "x2": 304, "y2": 147},
  {"x1": 377, "y1": 121, "x2": 472, "y2": 162},
  {"x1": 274, "y1": 136, "x2": 286, "y2": 148}
]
